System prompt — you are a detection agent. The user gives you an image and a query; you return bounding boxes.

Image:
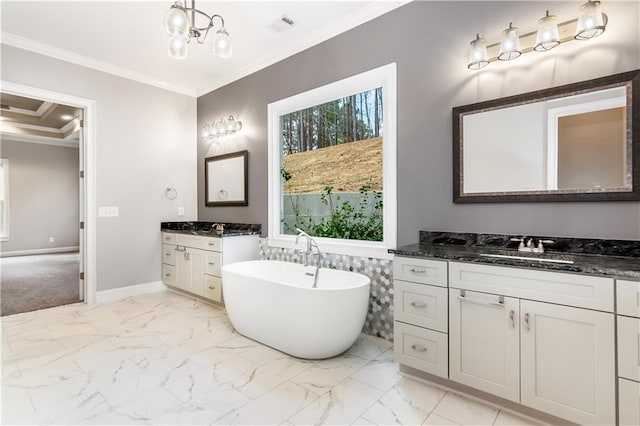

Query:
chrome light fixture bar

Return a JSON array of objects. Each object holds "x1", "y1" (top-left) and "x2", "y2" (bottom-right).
[
  {"x1": 468, "y1": 0, "x2": 608, "y2": 70},
  {"x1": 165, "y1": 0, "x2": 232, "y2": 60},
  {"x1": 202, "y1": 115, "x2": 243, "y2": 139}
]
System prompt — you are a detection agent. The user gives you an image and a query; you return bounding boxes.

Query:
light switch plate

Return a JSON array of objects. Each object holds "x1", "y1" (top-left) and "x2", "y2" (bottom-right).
[{"x1": 98, "y1": 206, "x2": 119, "y2": 217}]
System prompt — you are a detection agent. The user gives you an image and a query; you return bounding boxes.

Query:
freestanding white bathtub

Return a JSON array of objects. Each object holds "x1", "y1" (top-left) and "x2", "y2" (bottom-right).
[{"x1": 221, "y1": 260, "x2": 371, "y2": 359}]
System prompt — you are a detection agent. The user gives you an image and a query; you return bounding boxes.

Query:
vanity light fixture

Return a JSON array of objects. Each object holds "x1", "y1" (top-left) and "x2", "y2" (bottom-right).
[
  {"x1": 202, "y1": 115, "x2": 243, "y2": 139},
  {"x1": 467, "y1": 0, "x2": 608, "y2": 70},
  {"x1": 165, "y1": 0, "x2": 232, "y2": 60}
]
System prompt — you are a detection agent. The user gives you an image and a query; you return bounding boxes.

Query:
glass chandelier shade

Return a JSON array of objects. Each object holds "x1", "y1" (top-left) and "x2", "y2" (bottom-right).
[
  {"x1": 468, "y1": 34, "x2": 489, "y2": 70},
  {"x1": 165, "y1": 4, "x2": 189, "y2": 37},
  {"x1": 498, "y1": 23, "x2": 521, "y2": 61},
  {"x1": 534, "y1": 11, "x2": 561, "y2": 51},
  {"x1": 575, "y1": 0, "x2": 606, "y2": 40},
  {"x1": 168, "y1": 34, "x2": 188, "y2": 60},
  {"x1": 213, "y1": 28, "x2": 232, "y2": 59}
]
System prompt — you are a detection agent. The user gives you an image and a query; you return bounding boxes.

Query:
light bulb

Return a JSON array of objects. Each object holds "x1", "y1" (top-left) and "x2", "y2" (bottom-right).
[
  {"x1": 575, "y1": 0, "x2": 606, "y2": 40},
  {"x1": 202, "y1": 125, "x2": 210, "y2": 139},
  {"x1": 213, "y1": 27, "x2": 232, "y2": 59},
  {"x1": 168, "y1": 34, "x2": 188, "y2": 60},
  {"x1": 467, "y1": 33, "x2": 489, "y2": 70},
  {"x1": 498, "y1": 23, "x2": 521, "y2": 61},
  {"x1": 534, "y1": 11, "x2": 560, "y2": 52},
  {"x1": 165, "y1": 4, "x2": 189, "y2": 37}
]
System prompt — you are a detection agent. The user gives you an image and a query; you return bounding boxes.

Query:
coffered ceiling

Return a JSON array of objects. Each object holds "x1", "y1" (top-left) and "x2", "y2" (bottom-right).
[
  {"x1": 0, "y1": 93, "x2": 82, "y2": 147},
  {"x1": 0, "y1": 1, "x2": 407, "y2": 97}
]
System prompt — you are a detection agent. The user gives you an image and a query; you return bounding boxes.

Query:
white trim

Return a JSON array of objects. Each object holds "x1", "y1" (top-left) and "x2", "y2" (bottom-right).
[
  {"x1": 2, "y1": 121, "x2": 65, "y2": 134},
  {"x1": 0, "y1": 246, "x2": 80, "y2": 258},
  {"x1": 4, "y1": 105, "x2": 40, "y2": 117},
  {"x1": 1, "y1": 32, "x2": 196, "y2": 97},
  {"x1": 0, "y1": 159, "x2": 9, "y2": 241},
  {"x1": 0, "y1": 80, "x2": 97, "y2": 305},
  {"x1": 267, "y1": 63, "x2": 397, "y2": 259},
  {"x1": 0, "y1": 132, "x2": 79, "y2": 148},
  {"x1": 546, "y1": 90, "x2": 627, "y2": 190},
  {"x1": 36, "y1": 101, "x2": 54, "y2": 116},
  {"x1": 96, "y1": 281, "x2": 167, "y2": 304}
]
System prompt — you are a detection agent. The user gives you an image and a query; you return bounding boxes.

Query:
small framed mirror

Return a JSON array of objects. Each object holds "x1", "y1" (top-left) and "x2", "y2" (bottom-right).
[
  {"x1": 453, "y1": 70, "x2": 639, "y2": 203},
  {"x1": 205, "y1": 150, "x2": 248, "y2": 206}
]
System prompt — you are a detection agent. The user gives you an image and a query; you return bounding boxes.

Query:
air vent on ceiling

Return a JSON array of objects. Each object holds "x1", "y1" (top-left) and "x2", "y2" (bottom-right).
[{"x1": 269, "y1": 14, "x2": 296, "y2": 33}]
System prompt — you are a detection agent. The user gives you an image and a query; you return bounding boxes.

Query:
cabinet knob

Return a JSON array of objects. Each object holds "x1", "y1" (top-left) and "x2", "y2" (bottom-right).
[
  {"x1": 410, "y1": 344, "x2": 427, "y2": 353},
  {"x1": 410, "y1": 301, "x2": 427, "y2": 309},
  {"x1": 524, "y1": 313, "x2": 530, "y2": 331}
]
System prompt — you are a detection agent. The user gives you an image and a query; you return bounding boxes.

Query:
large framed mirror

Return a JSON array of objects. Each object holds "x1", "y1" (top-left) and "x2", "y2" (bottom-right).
[
  {"x1": 453, "y1": 70, "x2": 639, "y2": 203},
  {"x1": 205, "y1": 150, "x2": 248, "y2": 206}
]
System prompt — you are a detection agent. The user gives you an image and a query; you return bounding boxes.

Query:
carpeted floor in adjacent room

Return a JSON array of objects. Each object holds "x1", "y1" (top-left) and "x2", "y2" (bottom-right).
[{"x1": 0, "y1": 252, "x2": 80, "y2": 316}]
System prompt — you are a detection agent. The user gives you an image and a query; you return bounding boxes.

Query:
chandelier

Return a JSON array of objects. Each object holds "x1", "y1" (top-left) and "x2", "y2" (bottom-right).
[{"x1": 165, "y1": 0, "x2": 232, "y2": 60}]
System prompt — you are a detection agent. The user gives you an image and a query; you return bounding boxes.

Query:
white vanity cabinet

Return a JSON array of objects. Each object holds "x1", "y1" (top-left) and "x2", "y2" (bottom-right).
[
  {"x1": 448, "y1": 262, "x2": 616, "y2": 425},
  {"x1": 161, "y1": 232, "x2": 258, "y2": 304},
  {"x1": 617, "y1": 280, "x2": 640, "y2": 425},
  {"x1": 393, "y1": 256, "x2": 449, "y2": 378}
]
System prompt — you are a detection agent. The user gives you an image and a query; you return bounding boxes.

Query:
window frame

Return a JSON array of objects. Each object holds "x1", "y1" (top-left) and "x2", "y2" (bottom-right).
[
  {"x1": 267, "y1": 63, "x2": 397, "y2": 259},
  {"x1": 0, "y1": 158, "x2": 9, "y2": 242}
]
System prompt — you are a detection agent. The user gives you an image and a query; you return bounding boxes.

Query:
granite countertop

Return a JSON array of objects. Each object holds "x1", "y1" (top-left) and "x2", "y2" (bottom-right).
[
  {"x1": 161, "y1": 221, "x2": 261, "y2": 237},
  {"x1": 390, "y1": 231, "x2": 640, "y2": 280}
]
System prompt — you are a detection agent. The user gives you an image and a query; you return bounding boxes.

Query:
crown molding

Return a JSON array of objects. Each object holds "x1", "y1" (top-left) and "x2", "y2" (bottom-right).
[
  {"x1": 1, "y1": 32, "x2": 197, "y2": 97},
  {"x1": 195, "y1": 1, "x2": 410, "y2": 96}
]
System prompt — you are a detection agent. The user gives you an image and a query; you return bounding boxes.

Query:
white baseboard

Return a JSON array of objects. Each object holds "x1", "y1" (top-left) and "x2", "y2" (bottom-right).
[
  {"x1": 0, "y1": 246, "x2": 80, "y2": 257},
  {"x1": 96, "y1": 281, "x2": 167, "y2": 304}
]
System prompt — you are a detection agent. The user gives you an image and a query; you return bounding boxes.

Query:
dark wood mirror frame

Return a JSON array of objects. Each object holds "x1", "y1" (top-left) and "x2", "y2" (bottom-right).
[
  {"x1": 205, "y1": 150, "x2": 248, "y2": 207},
  {"x1": 453, "y1": 69, "x2": 640, "y2": 203}
]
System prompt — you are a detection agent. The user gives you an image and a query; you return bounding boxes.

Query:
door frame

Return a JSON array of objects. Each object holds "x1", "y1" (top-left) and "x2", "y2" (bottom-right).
[{"x1": 1, "y1": 80, "x2": 97, "y2": 304}]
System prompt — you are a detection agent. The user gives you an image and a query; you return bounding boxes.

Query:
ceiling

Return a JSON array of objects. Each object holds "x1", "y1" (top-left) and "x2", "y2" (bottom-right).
[
  {"x1": 0, "y1": 1, "x2": 406, "y2": 97},
  {"x1": 0, "y1": 93, "x2": 82, "y2": 146}
]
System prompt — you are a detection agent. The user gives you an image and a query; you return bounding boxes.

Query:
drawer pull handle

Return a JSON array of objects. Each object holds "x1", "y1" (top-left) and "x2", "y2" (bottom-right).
[
  {"x1": 208, "y1": 262, "x2": 215, "y2": 265},
  {"x1": 409, "y1": 268, "x2": 426, "y2": 274},
  {"x1": 524, "y1": 313, "x2": 530, "y2": 331},
  {"x1": 410, "y1": 301, "x2": 427, "y2": 309},
  {"x1": 208, "y1": 242, "x2": 216, "y2": 246},
  {"x1": 458, "y1": 290, "x2": 504, "y2": 308},
  {"x1": 411, "y1": 344, "x2": 427, "y2": 353},
  {"x1": 509, "y1": 310, "x2": 515, "y2": 328},
  {"x1": 165, "y1": 273, "x2": 171, "y2": 277},
  {"x1": 208, "y1": 286, "x2": 215, "y2": 290},
  {"x1": 165, "y1": 253, "x2": 171, "y2": 256}
]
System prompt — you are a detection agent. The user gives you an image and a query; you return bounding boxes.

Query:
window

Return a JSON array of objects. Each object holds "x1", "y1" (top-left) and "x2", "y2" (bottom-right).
[
  {"x1": 268, "y1": 64, "x2": 396, "y2": 258},
  {"x1": 0, "y1": 159, "x2": 9, "y2": 241}
]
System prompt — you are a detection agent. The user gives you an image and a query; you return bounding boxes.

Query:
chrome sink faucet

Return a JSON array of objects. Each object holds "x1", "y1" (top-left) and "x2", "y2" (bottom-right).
[
  {"x1": 295, "y1": 229, "x2": 322, "y2": 288},
  {"x1": 510, "y1": 237, "x2": 554, "y2": 253}
]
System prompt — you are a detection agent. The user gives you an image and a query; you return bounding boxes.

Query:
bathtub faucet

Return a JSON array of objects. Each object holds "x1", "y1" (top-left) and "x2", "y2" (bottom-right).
[{"x1": 295, "y1": 229, "x2": 322, "y2": 288}]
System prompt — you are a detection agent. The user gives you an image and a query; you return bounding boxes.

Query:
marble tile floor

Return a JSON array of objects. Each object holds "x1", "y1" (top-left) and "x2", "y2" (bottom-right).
[{"x1": 1, "y1": 291, "x2": 542, "y2": 425}]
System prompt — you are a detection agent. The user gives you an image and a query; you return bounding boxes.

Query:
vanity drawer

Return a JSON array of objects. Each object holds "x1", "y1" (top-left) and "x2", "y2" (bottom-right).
[
  {"x1": 618, "y1": 280, "x2": 640, "y2": 318},
  {"x1": 619, "y1": 378, "x2": 640, "y2": 426},
  {"x1": 618, "y1": 316, "x2": 640, "y2": 381},
  {"x1": 394, "y1": 321, "x2": 448, "y2": 378},
  {"x1": 449, "y1": 262, "x2": 614, "y2": 312},
  {"x1": 204, "y1": 252, "x2": 222, "y2": 276},
  {"x1": 393, "y1": 257, "x2": 447, "y2": 287},
  {"x1": 175, "y1": 234, "x2": 222, "y2": 252},
  {"x1": 203, "y1": 275, "x2": 222, "y2": 303},
  {"x1": 162, "y1": 264, "x2": 176, "y2": 287},
  {"x1": 162, "y1": 244, "x2": 176, "y2": 265},
  {"x1": 162, "y1": 232, "x2": 176, "y2": 244},
  {"x1": 395, "y1": 280, "x2": 447, "y2": 332}
]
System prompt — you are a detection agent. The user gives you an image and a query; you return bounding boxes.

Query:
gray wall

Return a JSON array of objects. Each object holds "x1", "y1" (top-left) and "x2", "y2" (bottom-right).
[
  {"x1": 0, "y1": 141, "x2": 79, "y2": 253},
  {"x1": 197, "y1": 1, "x2": 640, "y2": 243},
  {"x1": 1, "y1": 45, "x2": 197, "y2": 291}
]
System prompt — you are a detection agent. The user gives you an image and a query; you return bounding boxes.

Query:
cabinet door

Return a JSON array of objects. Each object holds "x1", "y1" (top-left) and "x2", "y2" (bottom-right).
[
  {"x1": 520, "y1": 300, "x2": 615, "y2": 425},
  {"x1": 619, "y1": 378, "x2": 640, "y2": 426},
  {"x1": 187, "y1": 248, "x2": 205, "y2": 296},
  {"x1": 449, "y1": 289, "x2": 520, "y2": 402},
  {"x1": 175, "y1": 249, "x2": 190, "y2": 291}
]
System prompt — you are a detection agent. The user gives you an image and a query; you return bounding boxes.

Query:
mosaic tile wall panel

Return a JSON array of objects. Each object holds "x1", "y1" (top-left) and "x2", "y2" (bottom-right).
[{"x1": 258, "y1": 238, "x2": 394, "y2": 342}]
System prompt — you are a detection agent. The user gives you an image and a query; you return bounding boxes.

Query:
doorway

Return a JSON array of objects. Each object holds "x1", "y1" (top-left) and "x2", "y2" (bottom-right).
[{"x1": 0, "y1": 82, "x2": 96, "y2": 314}]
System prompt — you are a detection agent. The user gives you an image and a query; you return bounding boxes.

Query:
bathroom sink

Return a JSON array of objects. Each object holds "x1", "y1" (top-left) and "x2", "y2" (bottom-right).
[{"x1": 479, "y1": 253, "x2": 574, "y2": 264}]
